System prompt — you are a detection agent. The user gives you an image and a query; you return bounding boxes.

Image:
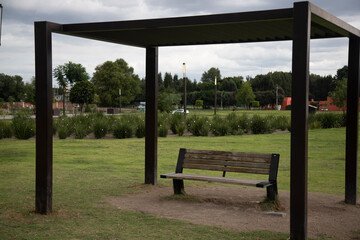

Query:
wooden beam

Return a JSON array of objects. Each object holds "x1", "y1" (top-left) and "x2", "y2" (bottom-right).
[
  {"x1": 145, "y1": 47, "x2": 158, "y2": 185},
  {"x1": 345, "y1": 35, "x2": 360, "y2": 205},
  {"x1": 290, "y1": 2, "x2": 311, "y2": 239},
  {"x1": 34, "y1": 21, "x2": 62, "y2": 214}
]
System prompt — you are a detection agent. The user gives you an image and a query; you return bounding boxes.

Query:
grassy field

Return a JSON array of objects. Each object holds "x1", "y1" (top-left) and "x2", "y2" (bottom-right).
[{"x1": 0, "y1": 127, "x2": 358, "y2": 239}]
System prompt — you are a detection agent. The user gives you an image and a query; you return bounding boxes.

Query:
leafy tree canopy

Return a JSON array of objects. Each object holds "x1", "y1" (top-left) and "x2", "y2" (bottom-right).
[
  {"x1": 54, "y1": 61, "x2": 89, "y2": 87},
  {"x1": 329, "y1": 77, "x2": 347, "y2": 110},
  {"x1": 201, "y1": 67, "x2": 221, "y2": 83},
  {"x1": 0, "y1": 73, "x2": 25, "y2": 102},
  {"x1": 69, "y1": 80, "x2": 95, "y2": 112},
  {"x1": 236, "y1": 81, "x2": 255, "y2": 109},
  {"x1": 92, "y1": 58, "x2": 141, "y2": 107}
]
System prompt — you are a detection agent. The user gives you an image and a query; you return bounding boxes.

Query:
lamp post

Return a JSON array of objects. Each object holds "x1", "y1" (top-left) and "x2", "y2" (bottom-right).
[
  {"x1": 0, "y1": 4, "x2": 3, "y2": 46},
  {"x1": 119, "y1": 89, "x2": 121, "y2": 113},
  {"x1": 183, "y1": 63, "x2": 187, "y2": 119},
  {"x1": 214, "y1": 76, "x2": 217, "y2": 115}
]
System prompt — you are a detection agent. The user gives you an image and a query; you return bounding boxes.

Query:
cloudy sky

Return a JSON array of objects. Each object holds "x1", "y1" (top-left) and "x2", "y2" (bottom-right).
[{"x1": 0, "y1": 0, "x2": 359, "y2": 84}]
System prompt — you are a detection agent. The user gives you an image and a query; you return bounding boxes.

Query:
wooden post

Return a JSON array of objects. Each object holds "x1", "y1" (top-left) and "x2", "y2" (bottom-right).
[
  {"x1": 290, "y1": 2, "x2": 311, "y2": 239},
  {"x1": 145, "y1": 47, "x2": 158, "y2": 185},
  {"x1": 345, "y1": 35, "x2": 360, "y2": 205},
  {"x1": 34, "y1": 21, "x2": 61, "y2": 214}
]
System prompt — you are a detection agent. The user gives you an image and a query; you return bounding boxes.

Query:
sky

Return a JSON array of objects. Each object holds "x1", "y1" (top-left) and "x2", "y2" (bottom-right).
[{"x1": 0, "y1": 0, "x2": 359, "y2": 85}]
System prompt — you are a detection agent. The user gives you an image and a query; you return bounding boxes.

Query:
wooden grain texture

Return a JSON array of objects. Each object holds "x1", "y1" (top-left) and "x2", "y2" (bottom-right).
[
  {"x1": 182, "y1": 163, "x2": 270, "y2": 174},
  {"x1": 183, "y1": 158, "x2": 270, "y2": 169},
  {"x1": 161, "y1": 173, "x2": 265, "y2": 186}
]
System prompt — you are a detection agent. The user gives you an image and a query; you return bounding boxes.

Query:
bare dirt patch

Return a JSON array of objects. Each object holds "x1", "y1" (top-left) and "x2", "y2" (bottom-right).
[{"x1": 106, "y1": 186, "x2": 360, "y2": 239}]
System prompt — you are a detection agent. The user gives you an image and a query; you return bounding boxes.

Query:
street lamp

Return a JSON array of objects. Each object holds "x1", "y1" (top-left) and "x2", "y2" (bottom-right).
[
  {"x1": 119, "y1": 89, "x2": 121, "y2": 113},
  {"x1": 0, "y1": 4, "x2": 3, "y2": 46},
  {"x1": 183, "y1": 63, "x2": 187, "y2": 119},
  {"x1": 214, "y1": 76, "x2": 217, "y2": 115}
]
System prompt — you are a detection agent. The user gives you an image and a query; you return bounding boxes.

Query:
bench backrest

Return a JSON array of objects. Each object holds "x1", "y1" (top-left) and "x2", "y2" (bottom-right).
[{"x1": 176, "y1": 149, "x2": 279, "y2": 182}]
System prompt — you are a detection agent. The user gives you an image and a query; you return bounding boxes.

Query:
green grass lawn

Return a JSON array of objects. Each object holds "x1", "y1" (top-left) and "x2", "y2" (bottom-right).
[{"x1": 0, "y1": 127, "x2": 358, "y2": 239}]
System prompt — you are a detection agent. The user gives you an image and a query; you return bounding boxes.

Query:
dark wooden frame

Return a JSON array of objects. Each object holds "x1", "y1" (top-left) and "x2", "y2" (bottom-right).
[{"x1": 35, "y1": 1, "x2": 360, "y2": 239}]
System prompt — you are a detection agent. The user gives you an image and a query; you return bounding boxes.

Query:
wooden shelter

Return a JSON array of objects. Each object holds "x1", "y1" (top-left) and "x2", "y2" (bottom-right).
[{"x1": 35, "y1": 2, "x2": 359, "y2": 239}]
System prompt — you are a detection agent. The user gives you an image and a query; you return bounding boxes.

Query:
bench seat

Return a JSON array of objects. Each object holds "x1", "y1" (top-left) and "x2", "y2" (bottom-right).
[{"x1": 160, "y1": 172, "x2": 273, "y2": 187}]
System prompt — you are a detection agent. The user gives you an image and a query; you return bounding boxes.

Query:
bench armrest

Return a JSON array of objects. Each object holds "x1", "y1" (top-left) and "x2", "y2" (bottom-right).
[
  {"x1": 160, "y1": 172, "x2": 176, "y2": 178},
  {"x1": 256, "y1": 181, "x2": 273, "y2": 188}
]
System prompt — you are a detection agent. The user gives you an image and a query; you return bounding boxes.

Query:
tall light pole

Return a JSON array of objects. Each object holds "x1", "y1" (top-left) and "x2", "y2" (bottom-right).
[
  {"x1": 119, "y1": 89, "x2": 122, "y2": 113},
  {"x1": 0, "y1": 4, "x2": 3, "y2": 46},
  {"x1": 183, "y1": 63, "x2": 187, "y2": 119},
  {"x1": 214, "y1": 76, "x2": 217, "y2": 115}
]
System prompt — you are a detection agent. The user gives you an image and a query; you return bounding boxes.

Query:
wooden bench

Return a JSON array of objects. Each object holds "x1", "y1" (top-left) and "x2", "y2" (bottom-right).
[{"x1": 160, "y1": 148, "x2": 280, "y2": 200}]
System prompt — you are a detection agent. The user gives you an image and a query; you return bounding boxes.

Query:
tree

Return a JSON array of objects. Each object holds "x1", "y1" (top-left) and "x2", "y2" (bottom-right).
[
  {"x1": 0, "y1": 73, "x2": 25, "y2": 102},
  {"x1": 158, "y1": 92, "x2": 181, "y2": 112},
  {"x1": 201, "y1": 67, "x2": 221, "y2": 83},
  {"x1": 236, "y1": 81, "x2": 255, "y2": 109},
  {"x1": 69, "y1": 80, "x2": 94, "y2": 112},
  {"x1": 329, "y1": 78, "x2": 347, "y2": 110},
  {"x1": 54, "y1": 62, "x2": 89, "y2": 115},
  {"x1": 24, "y1": 77, "x2": 35, "y2": 104},
  {"x1": 195, "y1": 99, "x2": 203, "y2": 109},
  {"x1": 92, "y1": 59, "x2": 141, "y2": 107}
]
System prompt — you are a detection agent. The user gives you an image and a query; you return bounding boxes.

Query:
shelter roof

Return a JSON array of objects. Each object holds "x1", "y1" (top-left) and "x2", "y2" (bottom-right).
[{"x1": 56, "y1": 2, "x2": 360, "y2": 48}]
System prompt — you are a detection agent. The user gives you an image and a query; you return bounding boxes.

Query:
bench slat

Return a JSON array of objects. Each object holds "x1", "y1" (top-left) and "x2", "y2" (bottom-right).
[
  {"x1": 161, "y1": 173, "x2": 269, "y2": 187},
  {"x1": 184, "y1": 158, "x2": 270, "y2": 169},
  {"x1": 185, "y1": 153, "x2": 271, "y2": 163},
  {"x1": 182, "y1": 163, "x2": 270, "y2": 174},
  {"x1": 186, "y1": 149, "x2": 272, "y2": 159}
]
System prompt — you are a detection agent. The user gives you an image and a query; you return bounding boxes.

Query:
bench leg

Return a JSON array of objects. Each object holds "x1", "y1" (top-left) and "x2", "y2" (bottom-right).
[
  {"x1": 266, "y1": 184, "x2": 278, "y2": 201},
  {"x1": 173, "y1": 179, "x2": 184, "y2": 194}
]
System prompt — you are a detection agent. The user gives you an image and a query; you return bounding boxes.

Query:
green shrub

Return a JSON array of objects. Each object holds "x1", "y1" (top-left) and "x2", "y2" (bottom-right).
[
  {"x1": 93, "y1": 118, "x2": 108, "y2": 139},
  {"x1": 238, "y1": 114, "x2": 250, "y2": 133},
  {"x1": 250, "y1": 115, "x2": 272, "y2": 134},
  {"x1": 211, "y1": 115, "x2": 229, "y2": 136},
  {"x1": 175, "y1": 122, "x2": 186, "y2": 136},
  {"x1": 169, "y1": 113, "x2": 184, "y2": 134},
  {"x1": 337, "y1": 112, "x2": 346, "y2": 127},
  {"x1": 0, "y1": 121, "x2": 12, "y2": 139},
  {"x1": 275, "y1": 116, "x2": 289, "y2": 131},
  {"x1": 56, "y1": 116, "x2": 74, "y2": 139},
  {"x1": 318, "y1": 113, "x2": 340, "y2": 128},
  {"x1": 189, "y1": 116, "x2": 210, "y2": 136},
  {"x1": 113, "y1": 120, "x2": 133, "y2": 139},
  {"x1": 158, "y1": 124, "x2": 168, "y2": 137},
  {"x1": 12, "y1": 110, "x2": 35, "y2": 140},
  {"x1": 226, "y1": 113, "x2": 240, "y2": 135},
  {"x1": 135, "y1": 120, "x2": 146, "y2": 138},
  {"x1": 74, "y1": 124, "x2": 88, "y2": 139},
  {"x1": 310, "y1": 120, "x2": 322, "y2": 129}
]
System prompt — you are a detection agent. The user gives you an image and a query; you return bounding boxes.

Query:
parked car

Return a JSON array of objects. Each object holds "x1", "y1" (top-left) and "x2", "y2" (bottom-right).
[
  {"x1": 321, "y1": 107, "x2": 328, "y2": 111},
  {"x1": 171, "y1": 109, "x2": 189, "y2": 114}
]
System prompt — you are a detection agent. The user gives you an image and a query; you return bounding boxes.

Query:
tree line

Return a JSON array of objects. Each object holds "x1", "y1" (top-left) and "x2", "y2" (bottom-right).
[{"x1": 0, "y1": 58, "x2": 348, "y2": 112}]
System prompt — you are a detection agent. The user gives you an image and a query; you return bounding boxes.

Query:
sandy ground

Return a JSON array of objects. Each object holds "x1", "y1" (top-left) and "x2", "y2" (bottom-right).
[{"x1": 105, "y1": 185, "x2": 360, "y2": 240}]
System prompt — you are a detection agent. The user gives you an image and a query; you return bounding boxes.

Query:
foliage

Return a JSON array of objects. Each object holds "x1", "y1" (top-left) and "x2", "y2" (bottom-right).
[
  {"x1": 317, "y1": 113, "x2": 341, "y2": 129},
  {"x1": 57, "y1": 116, "x2": 73, "y2": 139},
  {"x1": 201, "y1": 67, "x2": 221, "y2": 83},
  {"x1": 274, "y1": 116, "x2": 289, "y2": 131},
  {"x1": 0, "y1": 73, "x2": 25, "y2": 102},
  {"x1": 92, "y1": 59, "x2": 141, "y2": 107},
  {"x1": 169, "y1": 113, "x2": 184, "y2": 134},
  {"x1": 11, "y1": 109, "x2": 35, "y2": 139},
  {"x1": 251, "y1": 100, "x2": 260, "y2": 108},
  {"x1": 135, "y1": 119, "x2": 146, "y2": 138},
  {"x1": 236, "y1": 81, "x2": 255, "y2": 109},
  {"x1": 69, "y1": 80, "x2": 95, "y2": 112},
  {"x1": 93, "y1": 118, "x2": 109, "y2": 139},
  {"x1": 195, "y1": 99, "x2": 203, "y2": 109},
  {"x1": 158, "y1": 92, "x2": 181, "y2": 112},
  {"x1": 158, "y1": 124, "x2": 168, "y2": 137},
  {"x1": 225, "y1": 112, "x2": 242, "y2": 135},
  {"x1": 211, "y1": 115, "x2": 229, "y2": 136},
  {"x1": 187, "y1": 115, "x2": 210, "y2": 136},
  {"x1": 0, "y1": 120, "x2": 12, "y2": 139},
  {"x1": 113, "y1": 119, "x2": 133, "y2": 139},
  {"x1": 329, "y1": 78, "x2": 347, "y2": 110},
  {"x1": 250, "y1": 115, "x2": 272, "y2": 134}
]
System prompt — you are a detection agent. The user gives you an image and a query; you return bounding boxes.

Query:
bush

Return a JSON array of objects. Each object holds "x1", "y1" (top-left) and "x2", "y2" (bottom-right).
[
  {"x1": 188, "y1": 116, "x2": 210, "y2": 136},
  {"x1": 113, "y1": 120, "x2": 133, "y2": 139},
  {"x1": 169, "y1": 113, "x2": 184, "y2": 134},
  {"x1": 135, "y1": 119, "x2": 146, "y2": 138},
  {"x1": 318, "y1": 113, "x2": 340, "y2": 128},
  {"x1": 0, "y1": 121, "x2": 12, "y2": 139},
  {"x1": 211, "y1": 115, "x2": 229, "y2": 136},
  {"x1": 12, "y1": 110, "x2": 35, "y2": 140},
  {"x1": 226, "y1": 113, "x2": 240, "y2": 135},
  {"x1": 158, "y1": 124, "x2": 168, "y2": 137},
  {"x1": 250, "y1": 115, "x2": 272, "y2": 134},
  {"x1": 238, "y1": 114, "x2": 250, "y2": 133},
  {"x1": 175, "y1": 122, "x2": 186, "y2": 136},
  {"x1": 274, "y1": 116, "x2": 289, "y2": 131},
  {"x1": 56, "y1": 116, "x2": 73, "y2": 139},
  {"x1": 93, "y1": 118, "x2": 108, "y2": 139},
  {"x1": 74, "y1": 124, "x2": 88, "y2": 139}
]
